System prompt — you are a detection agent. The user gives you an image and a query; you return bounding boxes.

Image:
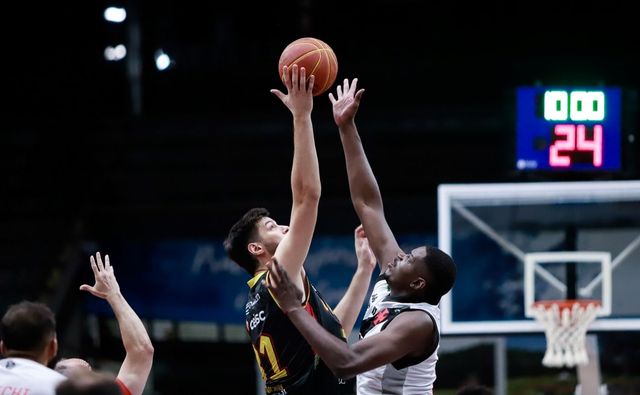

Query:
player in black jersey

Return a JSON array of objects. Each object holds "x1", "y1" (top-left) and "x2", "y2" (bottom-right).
[{"x1": 224, "y1": 65, "x2": 375, "y2": 395}]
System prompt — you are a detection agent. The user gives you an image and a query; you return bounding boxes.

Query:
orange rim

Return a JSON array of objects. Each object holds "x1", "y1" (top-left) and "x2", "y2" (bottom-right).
[{"x1": 532, "y1": 299, "x2": 601, "y2": 311}]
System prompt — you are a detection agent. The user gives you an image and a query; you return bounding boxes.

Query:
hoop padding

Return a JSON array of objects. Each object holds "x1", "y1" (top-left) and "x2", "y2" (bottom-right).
[{"x1": 531, "y1": 300, "x2": 601, "y2": 368}]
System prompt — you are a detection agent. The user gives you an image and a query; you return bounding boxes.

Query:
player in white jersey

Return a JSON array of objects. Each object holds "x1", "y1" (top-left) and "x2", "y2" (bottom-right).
[
  {"x1": 0, "y1": 301, "x2": 67, "y2": 395},
  {"x1": 264, "y1": 78, "x2": 457, "y2": 394}
]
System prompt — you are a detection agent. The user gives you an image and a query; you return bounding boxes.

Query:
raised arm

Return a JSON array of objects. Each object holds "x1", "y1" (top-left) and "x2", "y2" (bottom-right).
[
  {"x1": 270, "y1": 65, "x2": 320, "y2": 287},
  {"x1": 266, "y1": 259, "x2": 432, "y2": 378},
  {"x1": 330, "y1": 79, "x2": 403, "y2": 270},
  {"x1": 333, "y1": 225, "x2": 376, "y2": 337},
  {"x1": 80, "y1": 253, "x2": 154, "y2": 395}
]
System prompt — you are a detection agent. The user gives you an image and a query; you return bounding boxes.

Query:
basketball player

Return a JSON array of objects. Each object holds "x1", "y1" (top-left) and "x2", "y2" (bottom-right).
[
  {"x1": 224, "y1": 65, "x2": 376, "y2": 395},
  {"x1": 0, "y1": 301, "x2": 67, "y2": 394},
  {"x1": 54, "y1": 252, "x2": 153, "y2": 395},
  {"x1": 263, "y1": 78, "x2": 457, "y2": 395}
]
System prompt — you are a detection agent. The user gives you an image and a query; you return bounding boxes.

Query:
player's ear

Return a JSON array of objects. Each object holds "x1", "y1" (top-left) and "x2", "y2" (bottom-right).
[
  {"x1": 248, "y1": 242, "x2": 264, "y2": 257},
  {"x1": 47, "y1": 337, "x2": 59, "y2": 363},
  {"x1": 411, "y1": 277, "x2": 426, "y2": 290}
]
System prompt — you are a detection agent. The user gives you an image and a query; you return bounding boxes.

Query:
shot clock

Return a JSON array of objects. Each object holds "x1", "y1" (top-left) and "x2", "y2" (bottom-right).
[{"x1": 515, "y1": 86, "x2": 622, "y2": 171}]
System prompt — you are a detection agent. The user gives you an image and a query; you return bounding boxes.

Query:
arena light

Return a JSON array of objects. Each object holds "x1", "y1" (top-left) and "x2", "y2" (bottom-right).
[
  {"x1": 104, "y1": 7, "x2": 127, "y2": 23},
  {"x1": 104, "y1": 44, "x2": 127, "y2": 61},
  {"x1": 154, "y1": 49, "x2": 172, "y2": 71}
]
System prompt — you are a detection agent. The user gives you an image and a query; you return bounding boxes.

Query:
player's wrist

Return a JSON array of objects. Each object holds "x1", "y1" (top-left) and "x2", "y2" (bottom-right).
[
  {"x1": 105, "y1": 291, "x2": 124, "y2": 304},
  {"x1": 337, "y1": 119, "x2": 356, "y2": 130},
  {"x1": 293, "y1": 112, "x2": 312, "y2": 122},
  {"x1": 284, "y1": 305, "x2": 303, "y2": 315},
  {"x1": 355, "y1": 265, "x2": 375, "y2": 275}
]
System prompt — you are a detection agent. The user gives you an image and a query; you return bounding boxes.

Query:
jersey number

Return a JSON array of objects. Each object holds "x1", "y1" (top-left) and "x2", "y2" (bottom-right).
[{"x1": 253, "y1": 335, "x2": 288, "y2": 381}]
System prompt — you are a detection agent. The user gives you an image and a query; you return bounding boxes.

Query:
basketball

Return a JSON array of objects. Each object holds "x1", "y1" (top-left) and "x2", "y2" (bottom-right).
[{"x1": 278, "y1": 37, "x2": 338, "y2": 96}]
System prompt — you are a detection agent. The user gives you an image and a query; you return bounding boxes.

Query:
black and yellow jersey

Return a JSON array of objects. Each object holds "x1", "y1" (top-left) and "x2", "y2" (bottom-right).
[{"x1": 246, "y1": 270, "x2": 355, "y2": 395}]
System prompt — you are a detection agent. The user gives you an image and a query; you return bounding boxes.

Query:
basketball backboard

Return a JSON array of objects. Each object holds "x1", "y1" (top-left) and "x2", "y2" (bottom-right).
[{"x1": 438, "y1": 180, "x2": 640, "y2": 334}]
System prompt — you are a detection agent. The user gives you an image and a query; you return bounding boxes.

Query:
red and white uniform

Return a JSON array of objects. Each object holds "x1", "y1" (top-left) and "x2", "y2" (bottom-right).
[{"x1": 0, "y1": 357, "x2": 67, "y2": 395}]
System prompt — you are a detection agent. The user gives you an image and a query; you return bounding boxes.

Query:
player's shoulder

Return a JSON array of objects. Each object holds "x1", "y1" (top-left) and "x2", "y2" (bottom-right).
[{"x1": 388, "y1": 308, "x2": 435, "y2": 334}]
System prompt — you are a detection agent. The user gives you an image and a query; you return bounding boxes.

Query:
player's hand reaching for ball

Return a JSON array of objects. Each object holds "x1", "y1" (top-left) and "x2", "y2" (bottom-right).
[
  {"x1": 264, "y1": 258, "x2": 304, "y2": 314},
  {"x1": 271, "y1": 64, "x2": 315, "y2": 118},
  {"x1": 80, "y1": 252, "x2": 121, "y2": 301},
  {"x1": 330, "y1": 78, "x2": 364, "y2": 128}
]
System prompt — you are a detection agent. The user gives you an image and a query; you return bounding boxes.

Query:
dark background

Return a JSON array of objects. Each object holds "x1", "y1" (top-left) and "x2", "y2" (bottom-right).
[
  {"x1": 4, "y1": 0, "x2": 639, "y2": 241},
  {"x1": 2, "y1": 1, "x2": 639, "y2": 393}
]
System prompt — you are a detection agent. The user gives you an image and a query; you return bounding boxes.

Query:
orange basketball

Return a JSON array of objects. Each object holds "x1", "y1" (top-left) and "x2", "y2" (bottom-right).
[{"x1": 278, "y1": 37, "x2": 338, "y2": 96}]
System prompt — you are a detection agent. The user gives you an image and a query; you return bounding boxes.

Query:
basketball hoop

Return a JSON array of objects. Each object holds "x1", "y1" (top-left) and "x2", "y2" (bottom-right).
[{"x1": 531, "y1": 299, "x2": 601, "y2": 368}]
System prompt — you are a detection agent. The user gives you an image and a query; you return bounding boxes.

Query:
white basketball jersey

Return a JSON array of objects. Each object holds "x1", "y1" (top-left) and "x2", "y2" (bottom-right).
[
  {"x1": 0, "y1": 357, "x2": 67, "y2": 395},
  {"x1": 357, "y1": 280, "x2": 441, "y2": 395}
]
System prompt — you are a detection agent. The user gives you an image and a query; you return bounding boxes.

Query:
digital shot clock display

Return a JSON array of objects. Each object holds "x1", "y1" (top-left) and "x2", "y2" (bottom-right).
[{"x1": 515, "y1": 86, "x2": 622, "y2": 171}]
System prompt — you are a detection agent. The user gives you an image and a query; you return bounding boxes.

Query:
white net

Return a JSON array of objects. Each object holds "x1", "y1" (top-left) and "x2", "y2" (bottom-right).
[{"x1": 531, "y1": 300, "x2": 600, "y2": 368}]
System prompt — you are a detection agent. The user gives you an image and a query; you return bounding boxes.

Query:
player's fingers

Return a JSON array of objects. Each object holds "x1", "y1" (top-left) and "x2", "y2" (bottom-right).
[
  {"x1": 307, "y1": 74, "x2": 315, "y2": 94},
  {"x1": 269, "y1": 260, "x2": 281, "y2": 284},
  {"x1": 89, "y1": 256, "x2": 99, "y2": 275},
  {"x1": 270, "y1": 89, "x2": 286, "y2": 102},
  {"x1": 282, "y1": 65, "x2": 290, "y2": 89},
  {"x1": 355, "y1": 89, "x2": 365, "y2": 102},
  {"x1": 299, "y1": 67, "x2": 306, "y2": 91},
  {"x1": 105, "y1": 254, "x2": 110, "y2": 268},
  {"x1": 277, "y1": 261, "x2": 291, "y2": 283},
  {"x1": 337, "y1": 85, "x2": 343, "y2": 99},
  {"x1": 273, "y1": 258, "x2": 289, "y2": 284},
  {"x1": 328, "y1": 92, "x2": 336, "y2": 105},
  {"x1": 343, "y1": 78, "x2": 350, "y2": 94},
  {"x1": 291, "y1": 64, "x2": 299, "y2": 90},
  {"x1": 96, "y1": 252, "x2": 105, "y2": 271},
  {"x1": 350, "y1": 78, "x2": 358, "y2": 94},
  {"x1": 79, "y1": 284, "x2": 93, "y2": 292}
]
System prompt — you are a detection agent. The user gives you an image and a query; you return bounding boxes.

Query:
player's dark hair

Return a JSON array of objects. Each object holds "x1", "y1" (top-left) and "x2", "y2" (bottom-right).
[
  {"x1": 224, "y1": 208, "x2": 270, "y2": 274},
  {"x1": 1, "y1": 301, "x2": 56, "y2": 353},
  {"x1": 422, "y1": 246, "x2": 457, "y2": 305}
]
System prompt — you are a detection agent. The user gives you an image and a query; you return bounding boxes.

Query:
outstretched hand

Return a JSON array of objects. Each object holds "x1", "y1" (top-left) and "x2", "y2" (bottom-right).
[
  {"x1": 354, "y1": 224, "x2": 376, "y2": 273},
  {"x1": 329, "y1": 78, "x2": 364, "y2": 128},
  {"x1": 79, "y1": 252, "x2": 121, "y2": 300},
  {"x1": 271, "y1": 64, "x2": 315, "y2": 118},
  {"x1": 264, "y1": 258, "x2": 304, "y2": 314}
]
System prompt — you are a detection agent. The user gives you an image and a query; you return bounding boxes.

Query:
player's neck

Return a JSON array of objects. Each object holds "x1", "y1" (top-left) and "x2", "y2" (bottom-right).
[
  {"x1": 387, "y1": 292, "x2": 421, "y2": 304},
  {"x1": 253, "y1": 268, "x2": 267, "y2": 277},
  {"x1": 4, "y1": 350, "x2": 48, "y2": 365},
  {"x1": 255, "y1": 253, "x2": 275, "y2": 272}
]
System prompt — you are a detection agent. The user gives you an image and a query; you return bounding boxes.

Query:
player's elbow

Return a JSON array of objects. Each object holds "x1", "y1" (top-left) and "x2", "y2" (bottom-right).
[
  {"x1": 328, "y1": 353, "x2": 361, "y2": 380},
  {"x1": 332, "y1": 364, "x2": 359, "y2": 380},
  {"x1": 133, "y1": 341, "x2": 155, "y2": 360},
  {"x1": 352, "y1": 199, "x2": 381, "y2": 216},
  {"x1": 143, "y1": 341, "x2": 155, "y2": 358},
  {"x1": 294, "y1": 184, "x2": 321, "y2": 204},
  {"x1": 302, "y1": 182, "x2": 321, "y2": 201}
]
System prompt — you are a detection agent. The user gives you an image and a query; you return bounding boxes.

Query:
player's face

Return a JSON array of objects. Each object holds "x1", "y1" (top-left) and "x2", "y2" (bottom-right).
[
  {"x1": 256, "y1": 217, "x2": 289, "y2": 255},
  {"x1": 383, "y1": 247, "x2": 428, "y2": 288}
]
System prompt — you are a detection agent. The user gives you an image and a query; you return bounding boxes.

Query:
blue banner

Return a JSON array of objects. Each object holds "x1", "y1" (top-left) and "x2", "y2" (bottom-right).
[{"x1": 83, "y1": 234, "x2": 435, "y2": 324}]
